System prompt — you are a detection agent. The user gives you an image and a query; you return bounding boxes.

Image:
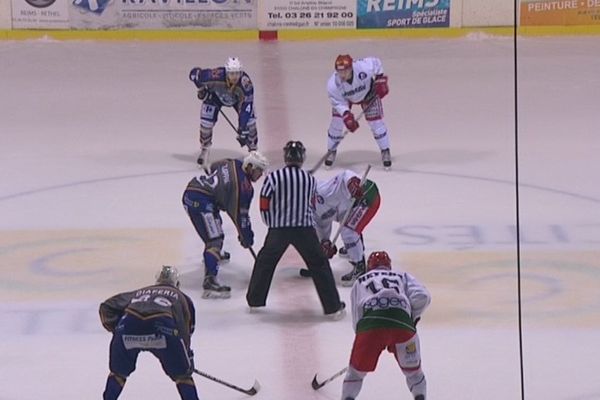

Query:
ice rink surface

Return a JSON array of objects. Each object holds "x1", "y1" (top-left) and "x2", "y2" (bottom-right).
[{"x1": 1, "y1": 34, "x2": 599, "y2": 399}]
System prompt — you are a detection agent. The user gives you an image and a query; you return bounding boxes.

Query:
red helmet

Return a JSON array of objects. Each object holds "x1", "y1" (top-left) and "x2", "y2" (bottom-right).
[
  {"x1": 367, "y1": 251, "x2": 392, "y2": 272},
  {"x1": 335, "y1": 54, "x2": 353, "y2": 71}
]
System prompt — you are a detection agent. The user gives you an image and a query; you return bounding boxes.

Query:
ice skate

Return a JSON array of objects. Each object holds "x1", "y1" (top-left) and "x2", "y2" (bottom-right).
[
  {"x1": 197, "y1": 147, "x2": 210, "y2": 167},
  {"x1": 248, "y1": 305, "x2": 263, "y2": 314},
  {"x1": 326, "y1": 301, "x2": 346, "y2": 320},
  {"x1": 324, "y1": 150, "x2": 336, "y2": 168},
  {"x1": 414, "y1": 396, "x2": 425, "y2": 400},
  {"x1": 219, "y1": 251, "x2": 231, "y2": 264},
  {"x1": 381, "y1": 148, "x2": 391, "y2": 170},
  {"x1": 236, "y1": 132, "x2": 248, "y2": 147},
  {"x1": 202, "y1": 275, "x2": 231, "y2": 299},
  {"x1": 341, "y1": 260, "x2": 366, "y2": 287}
]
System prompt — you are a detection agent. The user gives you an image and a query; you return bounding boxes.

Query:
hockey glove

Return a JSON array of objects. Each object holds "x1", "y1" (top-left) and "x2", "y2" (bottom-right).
[
  {"x1": 374, "y1": 74, "x2": 389, "y2": 99},
  {"x1": 347, "y1": 176, "x2": 364, "y2": 199},
  {"x1": 189, "y1": 67, "x2": 202, "y2": 84},
  {"x1": 342, "y1": 111, "x2": 359, "y2": 133},
  {"x1": 320, "y1": 239, "x2": 337, "y2": 259},
  {"x1": 236, "y1": 129, "x2": 249, "y2": 147},
  {"x1": 197, "y1": 85, "x2": 209, "y2": 101}
]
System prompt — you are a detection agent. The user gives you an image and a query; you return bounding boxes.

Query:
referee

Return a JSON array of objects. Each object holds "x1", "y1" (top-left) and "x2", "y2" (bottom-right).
[{"x1": 246, "y1": 140, "x2": 345, "y2": 317}]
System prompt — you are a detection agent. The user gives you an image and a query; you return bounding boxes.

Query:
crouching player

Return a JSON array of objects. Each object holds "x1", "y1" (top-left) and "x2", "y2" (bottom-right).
[
  {"x1": 341, "y1": 251, "x2": 431, "y2": 400},
  {"x1": 312, "y1": 169, "x2": 381, "y2": 286},
  {"x1": 99, "y1": 266, "x2": 199, "y2": 400}
]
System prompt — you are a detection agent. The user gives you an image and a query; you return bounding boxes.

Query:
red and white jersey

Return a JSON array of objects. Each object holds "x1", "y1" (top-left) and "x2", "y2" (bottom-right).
[
  {"x1": 327, "y1": 57, "x2": 384, "y2": 116},
  {"x1": 312, "y1": 170, "x2": 360, "y2": 240},
  {"x1": 350, "y1": 268, "x2": 431, "y2": 333}
]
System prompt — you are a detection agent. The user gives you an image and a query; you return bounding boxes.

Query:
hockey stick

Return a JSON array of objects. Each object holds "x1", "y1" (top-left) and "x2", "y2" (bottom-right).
[
  {"x1": 219, "y1": 107, "x2": 257, "y2": 150},
  {"x1": 330, "y1": 164, "x2": 372, "y2": 245},
  {"x1": 311, "y1": 367, "x2": 348, "y2": 390},
  {"x1": 194, "y1": 368, "x2": 261, "y2": 396},
  {"x1": 200, "y1": 88, "x2": 238, "y2": 134},
  {"x1": 309, "y1": 91, "x2": 383, "y2": 175},
  {"x1": 308, "y1": 109, "x2": 367, "y2": 174},
  {"x1": 204, "y1": 89, "x2": 246, "y2": 146},
  {"x1": 218, "y1": 108, "x2": 238, "y2": 134}
]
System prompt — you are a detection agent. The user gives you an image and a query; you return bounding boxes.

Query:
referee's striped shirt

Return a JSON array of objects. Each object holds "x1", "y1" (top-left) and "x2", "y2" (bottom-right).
[{"x1": 259, "y1": 165, "x2": 316, "y2": 228}]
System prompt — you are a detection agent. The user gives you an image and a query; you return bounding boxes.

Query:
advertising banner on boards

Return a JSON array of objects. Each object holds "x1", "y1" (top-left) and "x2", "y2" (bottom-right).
[
  {"x1": 357, "y1": 0, "x2": 450, "y2": 29},
  {"x1": 521, "y1": 0, "x2": 600, "y2": 25},
  {"x1": 70, "y1": 0, "x2": 257, "y2": 29},
  {"x1": 12, "y1": 0, "x2": 69, "y2": 29},
  {"x1": 258, "y1": 0, "x2": 355, "y2": 29}
]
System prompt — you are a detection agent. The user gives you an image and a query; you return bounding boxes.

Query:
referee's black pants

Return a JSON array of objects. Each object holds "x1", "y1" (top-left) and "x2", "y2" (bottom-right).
[{"x1": 246, "y1": 226, "x2": 343, "y2": 314}]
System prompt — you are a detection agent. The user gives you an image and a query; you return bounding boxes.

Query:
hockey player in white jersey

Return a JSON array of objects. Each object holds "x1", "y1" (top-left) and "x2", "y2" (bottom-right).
[
  {"x1": 325, "y1": 54, "x2": 391, "y2": 169},
  {"x1": 341, "y1": 251, "x2": 430, "y2": 400},
  {"x1": 311, "y1": 169, "x2": 381, "y2": 286}
]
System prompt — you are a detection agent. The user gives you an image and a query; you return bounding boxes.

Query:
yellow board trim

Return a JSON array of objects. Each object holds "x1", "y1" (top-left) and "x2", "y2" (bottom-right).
[
  {"x1": 1, "y1": 25, "x2": 600, "y2": 41},
  {"x1": 0, "y1": 29, "x2": 257, "y2": 41},
  {"x1": 277, "y1": 27, "x2": 513, "y2": 40}
]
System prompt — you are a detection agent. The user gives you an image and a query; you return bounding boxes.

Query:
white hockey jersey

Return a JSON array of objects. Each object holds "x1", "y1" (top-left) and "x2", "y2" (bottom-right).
[
  {"x1": 313, "y1": 170, "x2": 360, "y2": 240},
  {"x1": 350, "y1": 268, "x2": 431, "y2": 333},
  {"x1": 327, "y1": 57, "x2": 384, "y2": 116}
]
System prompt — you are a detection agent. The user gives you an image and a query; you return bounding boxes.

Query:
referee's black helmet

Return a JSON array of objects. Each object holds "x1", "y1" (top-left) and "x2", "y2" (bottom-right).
[{"x1": 283, "y1": 140, "x2": 306, "y2": 166}]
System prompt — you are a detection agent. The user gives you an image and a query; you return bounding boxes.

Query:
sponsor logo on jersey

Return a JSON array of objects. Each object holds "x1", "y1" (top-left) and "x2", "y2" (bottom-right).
[
  {"x1": 342, "y1": 84, "x2": 366, "y2": 97},
  {"x1": 123, "y1": 334, "x2": 167, "y2": 350},
  {"x1": 363, "y1": 296, "x2": 408, "y2": 311},
  {"x1": 358, "y1": 72, "x2": 367, "y2": 80}
]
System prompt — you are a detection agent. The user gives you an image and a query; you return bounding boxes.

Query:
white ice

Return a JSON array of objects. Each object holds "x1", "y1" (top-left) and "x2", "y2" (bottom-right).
[{"x1": 1, "y1": 35, "x2": 599, "y2": 400}]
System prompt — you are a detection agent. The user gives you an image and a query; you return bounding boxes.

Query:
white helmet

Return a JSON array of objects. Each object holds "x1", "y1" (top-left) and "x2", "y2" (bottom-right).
[
  {"x1": 225, "y1": 57, "x2": 243, "y2": 73},
  {"x1": 243, "y1": 151, "x2": 269, "y2": 171},
  {"x1": 155, "y1": 265, "x2": 180, "y2": 287}
]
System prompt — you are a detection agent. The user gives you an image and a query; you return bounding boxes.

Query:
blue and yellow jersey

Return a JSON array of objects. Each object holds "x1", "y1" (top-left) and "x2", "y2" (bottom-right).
[
  {"x1": 185, "y1": 159, "x2": 254, "y2": 238},
  {"x1": 189, "y1": 66, "x2": 255, "y2": 130},
  {"x1": 99, "y1": 284, "x2": 196, "y2": 347}
]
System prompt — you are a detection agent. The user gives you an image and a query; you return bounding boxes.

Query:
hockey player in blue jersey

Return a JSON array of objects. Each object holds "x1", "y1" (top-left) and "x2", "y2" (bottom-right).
[
  {"x1": 182, "y1": 151, "x2": 269, "y2": 298},
  {"x1": 100, "y1": 266, "x2": 199, "y2": 400},
  {"x1": 189, "y1": 57, "x2": 258, "y2": 166}
]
